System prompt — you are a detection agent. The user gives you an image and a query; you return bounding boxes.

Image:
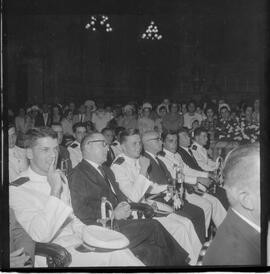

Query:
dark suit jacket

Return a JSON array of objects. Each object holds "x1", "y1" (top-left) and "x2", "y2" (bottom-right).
[
  {"x1": 177, "y1": 146, "x2": 204, "y2": 171},
  {"x1": 203, "y1": 208, "x2": 260, "y2": 265},
  {"x1": 34, "y1": 113, "x2": 52, "y2": 127},
  {"x1": 69, "y1": 159, "x2": 126, "y2": 225},
  {"x1": 68, "y1": 159, "x2": 189, "y2": 266},
  {"x1": 10, "y1": 208, "x2": 35, "y2": 264},
  {"x1": 144, "y1": 151, "x2": 171, "y2": 185}
]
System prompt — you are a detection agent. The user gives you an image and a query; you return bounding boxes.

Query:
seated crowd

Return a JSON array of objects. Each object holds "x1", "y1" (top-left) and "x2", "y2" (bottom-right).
[{"x1": 8, "y1": 97, "x2": 261, "y2": 267}]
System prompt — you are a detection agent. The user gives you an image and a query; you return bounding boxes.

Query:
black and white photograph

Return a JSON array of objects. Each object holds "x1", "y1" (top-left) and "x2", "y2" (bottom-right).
[{"x1": 1, "y1": 0, "x2": 268, "y2": 270}]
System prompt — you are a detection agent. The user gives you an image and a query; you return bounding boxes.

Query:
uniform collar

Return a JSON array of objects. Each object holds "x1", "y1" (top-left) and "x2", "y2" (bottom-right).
[
  {"x1": 23, "y1": 166, "x2": 48, "y2": 183},
  {"x1": 163, "y1": 148, "x2": 175, "y2": 158},
  {"x1": 121, "y1": 153, "x2": 139, "y2": 166}
]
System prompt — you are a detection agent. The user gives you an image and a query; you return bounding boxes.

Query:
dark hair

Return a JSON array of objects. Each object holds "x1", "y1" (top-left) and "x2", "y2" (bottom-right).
[
  {"x1": 63, "y1": 108, "x2": 73, "y2": 118},
  {"x1": 169, "y1": 102, "x2": 179, "y2": 112},
  {"x1": 101, "y1": 127, "x2": 114, "y2": 134},
  {"x1": 177, "y1": 127, "x2": 189, "y2": 135},
  {"x1": 187, "y1": 100, "x2": 196, "y2": 108},
  {"x1": 72, "y1": 122, "x2": 86, "y2": 133},
  {"x1": 193, "y1": 127, "x2": 208, "y2": 138},
  {"x1": 52, "y1": 104, "x2": 63, "y2": 115},
  {"x1": 161, "y1": 130, "x2": 178, "y2": 142},
  {"x1": 243, "y1": 104, "x2": 253, "y2": 113},
  {"x1": 119, "y1": 128, "x2": 140, "y2": 144},
  {"x1": 25, "y1": 127, "x2": 57, "y2": 148},
  {"x1": 115, "y1": 126, "x2": 125, "y2": 137}
]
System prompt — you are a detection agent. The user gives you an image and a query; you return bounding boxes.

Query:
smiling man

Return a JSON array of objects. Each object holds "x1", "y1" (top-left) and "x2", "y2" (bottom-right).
[
  {"x1": 69, "y1": 132, "x2": 190, "y2": 266},
  {"x1": 9, "y1": 127, "x2": 146, "y2": 267}
]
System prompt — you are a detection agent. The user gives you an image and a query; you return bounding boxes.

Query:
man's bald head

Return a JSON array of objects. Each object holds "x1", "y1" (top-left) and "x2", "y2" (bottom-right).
[
  {"x1": 223, "y1": 143, "x2": 260, "y2": 191},
  {"x1": 142, "y1": 130, "x2": 162, "y2": 155},
  {"x1": 223, "y1": 143, "x2": 260, "y2": 226},
  {"x1": 81, "y1": 132, "x2": 108, "y2": 165}
]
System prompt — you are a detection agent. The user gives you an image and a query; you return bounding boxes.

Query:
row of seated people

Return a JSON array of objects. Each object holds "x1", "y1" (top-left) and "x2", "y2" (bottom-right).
[
  {"x1": 9, "y1": 98, "x2": 260, "y2": 160},
  {"x1": 8, "y1": 123, "x2": 260, "y2": 267}
]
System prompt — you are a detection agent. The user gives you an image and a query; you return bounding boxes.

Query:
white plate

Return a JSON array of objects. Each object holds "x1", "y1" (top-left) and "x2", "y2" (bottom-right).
[
  {"x1": 82, "y1": 225, "x2": 129, "y2": 249},
  {"x1": 146, "y1": 199, "x2": 174, "y2": 214}
]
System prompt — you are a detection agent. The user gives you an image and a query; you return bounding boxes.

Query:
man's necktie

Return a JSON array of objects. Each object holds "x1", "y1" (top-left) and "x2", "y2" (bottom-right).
[
  {"x1": 107, "y1": 146, "x2": 115, "y2": 166},
  {"x1": 98, "y1": 166, "x2": 117, "y2": 198}
]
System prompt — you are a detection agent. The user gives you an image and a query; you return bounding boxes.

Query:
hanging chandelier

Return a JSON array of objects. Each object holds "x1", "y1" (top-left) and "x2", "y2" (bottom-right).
[
  {"x1": 85, "y1": 15, "x2": 113, "y2": 32},
  {"x1": 141, "y1": 21, "x2": 162, "y2": 40}
]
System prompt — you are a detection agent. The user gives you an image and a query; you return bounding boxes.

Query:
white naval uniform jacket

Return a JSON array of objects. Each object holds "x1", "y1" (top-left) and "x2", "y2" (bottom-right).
[
  {"x1": 111, "y1": 154, "x2": 202, "y2": 265},
  {"x1": 9, "y1": 146, "x2": 29, "y2": 183},
  {"x1": 190, "y1": 142, "x2": 218, "y2": 172},
  {"x1": 9, "y1": 167, "x2": 144, "y2": 267},
  {"x1": 67, "y1": 141, "x2": 82, "y2": 168}
]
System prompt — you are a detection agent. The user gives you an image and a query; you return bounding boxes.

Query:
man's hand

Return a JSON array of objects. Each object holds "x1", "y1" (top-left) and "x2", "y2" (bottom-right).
[
  {"x1": 47, "y1": 157, "x2": 65, "y2": 198},
  {"x1": 113, "y1": 202, "x2": 131, "y2": 220},
  {"x1": 10, "y1": 248, "x2": 32, "y2": 268},
  {"x1": 139, "y1": 156, "x2": 150, "y2": 177},
  {"x1": 197, "y1": 177, "x2": 211, "y2": 188}
]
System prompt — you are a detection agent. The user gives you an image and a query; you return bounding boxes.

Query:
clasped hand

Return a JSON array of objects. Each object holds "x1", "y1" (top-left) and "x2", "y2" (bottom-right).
[{"x1": 113, "y1": 202, "x2": 131, "y2": 220}]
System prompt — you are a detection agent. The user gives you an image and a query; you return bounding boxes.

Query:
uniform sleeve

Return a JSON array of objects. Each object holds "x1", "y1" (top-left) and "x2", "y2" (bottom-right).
[
  {"x1": 191, "y1": 149, "x2": 217, "y2": 172},
  {"x1": 111, "y1": 164, "x2": 152, "y2": 203},
  {"x1": 10, "y1": 186, "x2": 72, "y2": 243}
]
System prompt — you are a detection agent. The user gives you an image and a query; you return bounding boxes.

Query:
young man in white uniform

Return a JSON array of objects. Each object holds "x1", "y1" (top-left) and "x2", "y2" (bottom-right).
[{"x1": 9, "y1": 127, "x2": 144, "y2": 267}]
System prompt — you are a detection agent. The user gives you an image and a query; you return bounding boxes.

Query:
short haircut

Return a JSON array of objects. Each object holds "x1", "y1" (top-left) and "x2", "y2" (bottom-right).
[
  {"x1": 72, "y1": 122, "x2": 86, "y2": 133},
  {"x1": 177, "y1": 127, "x2": 189, "y2": 135},
  {"x1": 115, "y1": 126, "x2": 125, "y2": 137},
  {"x1": 119, "y1": 128, "x2": 140, "y2": 144},
  {"x1": 161, "y1": 129, "x2": 178, "y2": 142},
  {"x1": 24, "y1": 127, "x2": 57, "y2": 148},
  {"x1": 193, "y1": 127, "x2": 207, "y2": 138},
  {"x1": 219, "y1": 106, "x2": 230, "y2": 113},
  {"x1": 80, "y1": 132, "x2": 102, "y2": 153},
  {"x1": 223, "y1": 143, "x2": 260, "y2": 205},
  {"x1": 187, "y1": 100, "x2": 196, "y2": 108},
  {"x1": 101, "y1": 127, "x2": 114, "y2": 135},
  {"x1": 63, "y1": 108, "x2": 72, "y2": 118}
]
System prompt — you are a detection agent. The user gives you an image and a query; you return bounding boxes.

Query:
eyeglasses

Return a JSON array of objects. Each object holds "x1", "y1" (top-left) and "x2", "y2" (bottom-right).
[
  {"x1": 87, "y1": 140, "x2": 108, "y2": 147},
  {"x1": 146, "y1": 137, "x2": 162, "y2": 142}
]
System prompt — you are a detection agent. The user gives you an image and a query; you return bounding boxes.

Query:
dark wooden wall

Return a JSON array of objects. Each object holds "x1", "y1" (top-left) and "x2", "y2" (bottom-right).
[{"x1": 5, "y1": 0, "x2": 266, "y2": 109}]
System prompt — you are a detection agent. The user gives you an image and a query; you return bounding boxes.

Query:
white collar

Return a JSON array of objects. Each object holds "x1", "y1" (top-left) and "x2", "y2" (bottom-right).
[
  {"x1": 232, "y1": 208, "x2": 260, "y2": 233},
  {"x1": 23, "y1": 166, "x2": 48, "y2": 183},
  {"x1": 145, "y1": 151, "x2": 158, "y2": 163},
  {"x1": 85, "y1": 159, "x2": 102, "y2": 175},
  {"x1": 180, "y1": 146, "x2": 189, "y2": 152},
  {"x1": 163, "y1": 148, "x2": 175, "y2": 158}
]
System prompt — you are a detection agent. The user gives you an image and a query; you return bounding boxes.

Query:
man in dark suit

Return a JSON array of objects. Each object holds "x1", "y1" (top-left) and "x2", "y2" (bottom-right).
[
  {"x1": 178, "y1": 127, "x2": 229, "y2": 212},
  {"x1": 34, "y1": 104, "x2": 51, "y2": 127},
  {"x1": 203, "y1": 143, "x2": 260, "y2": 265},
  {"x1": 69, "y1": 132, "x2": 190, "y2": 266},
  {"x1": 142, "y1": 130, "x2": 206, "y2": 243}
]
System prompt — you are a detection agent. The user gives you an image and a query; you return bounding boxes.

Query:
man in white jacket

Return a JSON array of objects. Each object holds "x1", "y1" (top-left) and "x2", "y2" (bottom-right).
[{"x1": 9, "y1": 127, "x2": 144, "y2": 267}]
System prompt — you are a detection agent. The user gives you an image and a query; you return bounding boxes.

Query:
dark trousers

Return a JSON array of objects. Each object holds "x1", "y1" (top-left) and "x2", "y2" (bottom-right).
[
  {"x1": 175, "y1": 201, "x2": 206, "y2": 244},
  {"x1": 116, "y1": 218, "x2": 189, "y2": 266}
]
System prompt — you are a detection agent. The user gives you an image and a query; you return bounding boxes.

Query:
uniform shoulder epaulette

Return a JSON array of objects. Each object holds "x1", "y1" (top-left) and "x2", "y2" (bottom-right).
[
  {"x1": 191, "y1": 145, "x2": 197, "y2": 150},
  {"x1": 157, "y1": 151, "x2": 165, "y2": 157},
  {"x1": 10, "y1": 177, "x2": 30, "y2": 187},
  {"x1": 111, "y1": 142, "x2": 118, "y2": 147},
  {"x1": 113, "y1": 157, "x2": 125, "y2": 165},
  {"x1": 70, "y1": 143, "x2": 78, "y2": 148}
]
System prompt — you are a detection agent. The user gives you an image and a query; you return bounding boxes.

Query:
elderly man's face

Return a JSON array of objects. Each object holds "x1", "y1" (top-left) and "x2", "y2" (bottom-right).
[
  {"x1": 196, "y1": 132, "x2": 208, "y2": 146},
  {"x1": 122, "y1": 134, "x2": 142, "y2": 159},
  {"x1": 86, "y1": 134, "x2": 108, "y2": 164},
  {"x1": 144, "y1": 133, "x2": 162, "y2": 154},
  {"x1": 8, "y1": 127, "x2": 17, "y2": 148}
]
